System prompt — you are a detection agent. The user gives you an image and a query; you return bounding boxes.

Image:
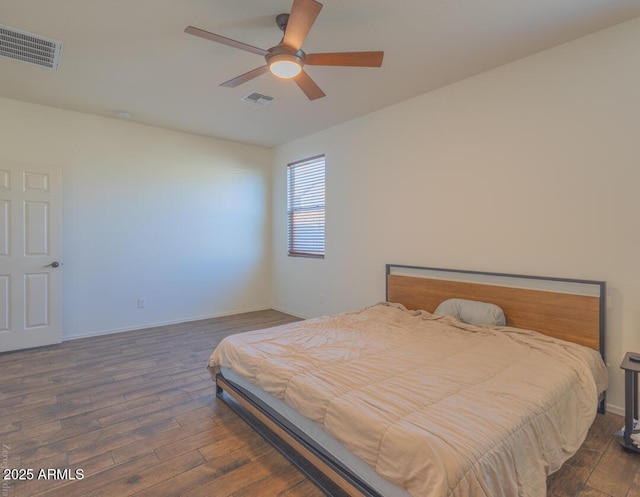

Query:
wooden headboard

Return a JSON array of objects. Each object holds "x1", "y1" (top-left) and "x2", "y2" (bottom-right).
[{"x1": 386, "y1": 265, "x2": 606, "y2": 355}]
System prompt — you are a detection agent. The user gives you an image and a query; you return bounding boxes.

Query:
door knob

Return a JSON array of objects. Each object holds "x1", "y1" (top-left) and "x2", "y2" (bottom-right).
[{"x1": 45, "y1": 261, "x2": 62, "y2": 268}]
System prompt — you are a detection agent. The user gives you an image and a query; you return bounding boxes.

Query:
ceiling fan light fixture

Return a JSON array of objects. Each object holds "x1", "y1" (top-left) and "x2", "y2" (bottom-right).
[
  {"x1": 268, "y1": 54, "x2": 302, "y2": 79},
  {"x1": 266, "y1": 47, "x2": 305, "y2": 79}
]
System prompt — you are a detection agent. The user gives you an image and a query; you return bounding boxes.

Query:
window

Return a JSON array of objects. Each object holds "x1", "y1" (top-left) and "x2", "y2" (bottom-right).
[{"x1": 287, "y1": 155, "x2": 325, "y2": 258}]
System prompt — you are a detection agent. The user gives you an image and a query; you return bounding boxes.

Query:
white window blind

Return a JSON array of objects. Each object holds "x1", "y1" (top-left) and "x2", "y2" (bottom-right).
[{"x1": 287, "y1": 155, "x2": 325, "y2": 258}]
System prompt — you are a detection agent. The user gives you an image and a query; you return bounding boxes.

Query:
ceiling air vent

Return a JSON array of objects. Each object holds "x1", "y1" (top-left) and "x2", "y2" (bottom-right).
[
  {"x1": 0, "y1": 24, "x2": 63, "y2": 70},
  {"x1": 241, "y1": 92, "x2": 274, "y2": 106}
]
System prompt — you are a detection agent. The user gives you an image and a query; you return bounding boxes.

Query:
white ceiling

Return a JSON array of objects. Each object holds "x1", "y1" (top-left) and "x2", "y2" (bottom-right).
[{"x1": 1, "y1": 0, "x2": 639, "y2": 148}]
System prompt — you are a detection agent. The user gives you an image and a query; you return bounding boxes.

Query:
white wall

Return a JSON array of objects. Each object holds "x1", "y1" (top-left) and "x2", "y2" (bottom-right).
[
  {"x1": 0, "y1": 97, "x2": 273, "y2": 339},
  {"x1": 272, "y1": 17, "x2": 640, "y2": 414}
]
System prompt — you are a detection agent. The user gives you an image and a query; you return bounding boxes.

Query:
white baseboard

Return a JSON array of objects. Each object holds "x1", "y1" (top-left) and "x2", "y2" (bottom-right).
[
  {"x1": 271, "y1": 306, "x2": 310, "y2": 320},
  {"x1": 606, "y1": 403, "x2": 624, "y2": 417},
  {"x1": 63, "y1": 306, "x2": 272, "y2": 341}
]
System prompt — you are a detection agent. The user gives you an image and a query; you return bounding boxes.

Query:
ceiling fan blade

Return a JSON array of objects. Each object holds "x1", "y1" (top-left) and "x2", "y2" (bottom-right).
[
  {"x1": 294, "y1": 70, "x2": 325, "y2": 100},
  {"x1": 305, "y1": 51, "x2": 384, "y2": 67},
  {"x1": 282, "y1": 0, "x2": 323, "y2": 51},
  {"x1": 220, "y1": 65, "x2": 270, "y2": 88},
  {"x1": 185, "y1": 26, "x2": 268, "y2": 57}
]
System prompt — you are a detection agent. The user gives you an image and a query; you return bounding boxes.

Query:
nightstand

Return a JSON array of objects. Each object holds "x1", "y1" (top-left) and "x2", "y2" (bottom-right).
[{"x1": 620, "y1": 352, "x2": 640, "y2": 452}]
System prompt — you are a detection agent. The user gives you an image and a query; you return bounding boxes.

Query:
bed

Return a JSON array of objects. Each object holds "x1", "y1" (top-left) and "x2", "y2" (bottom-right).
[{"x1": 208, "y1": 265, "x2": 608, "y2": 497}]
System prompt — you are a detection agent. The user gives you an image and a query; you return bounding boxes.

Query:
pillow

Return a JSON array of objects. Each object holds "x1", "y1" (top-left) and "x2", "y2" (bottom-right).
[{"x1": 433, "y1": 298, "x2": 506, "y2": 326}]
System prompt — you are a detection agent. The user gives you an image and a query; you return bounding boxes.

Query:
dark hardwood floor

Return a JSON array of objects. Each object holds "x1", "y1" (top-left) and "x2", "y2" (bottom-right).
[{"x1": 0, "y1": 310, "x2": 638, "y2": 497}]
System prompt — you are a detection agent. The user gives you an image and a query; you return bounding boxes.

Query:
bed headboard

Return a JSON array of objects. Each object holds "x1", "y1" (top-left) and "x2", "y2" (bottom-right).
[{"x1": 386, "y1": 264, "x2": 606, "y2": 356}]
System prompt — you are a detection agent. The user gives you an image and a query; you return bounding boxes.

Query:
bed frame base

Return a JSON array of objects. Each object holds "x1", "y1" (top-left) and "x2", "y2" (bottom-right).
[{"x1": 216, "y1": 375, "x2": 381, "y2": 497}]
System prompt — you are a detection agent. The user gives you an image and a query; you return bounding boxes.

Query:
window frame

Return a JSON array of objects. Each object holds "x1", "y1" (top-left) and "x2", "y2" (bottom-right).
[{"x1": 286, "y1": 154, "x2": 325, "y2": 259}]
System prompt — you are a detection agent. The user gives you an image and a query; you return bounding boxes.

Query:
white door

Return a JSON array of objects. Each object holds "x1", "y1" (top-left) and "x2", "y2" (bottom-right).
[{"x1": 0, "y1": 163, "x2": 62, "y2": 352}]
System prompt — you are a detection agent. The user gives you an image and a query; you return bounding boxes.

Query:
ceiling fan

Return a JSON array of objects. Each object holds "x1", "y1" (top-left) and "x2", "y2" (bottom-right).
[{"x1": 184, "y1": 0, "x2": 384, "y2": 100}]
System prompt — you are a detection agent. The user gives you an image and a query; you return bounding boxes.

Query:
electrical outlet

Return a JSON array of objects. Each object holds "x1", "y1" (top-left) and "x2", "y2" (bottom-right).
[{"x1": 137, "y1": 298, "x2": 146, "y2": 308}]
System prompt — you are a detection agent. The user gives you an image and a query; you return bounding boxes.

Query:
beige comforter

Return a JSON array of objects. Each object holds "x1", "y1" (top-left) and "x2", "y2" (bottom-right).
[{"x1": 208, "y1": 303, "x2": 608, "y2": 497}]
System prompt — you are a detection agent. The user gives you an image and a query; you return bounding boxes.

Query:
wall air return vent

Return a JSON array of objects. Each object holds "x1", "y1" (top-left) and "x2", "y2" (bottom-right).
[
  {"x1": 0, "y1": 24, "x2": 63, "y2": 70},
  {"x1": 241, "y1": 92, "x2": 274, "y2": 105}
]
